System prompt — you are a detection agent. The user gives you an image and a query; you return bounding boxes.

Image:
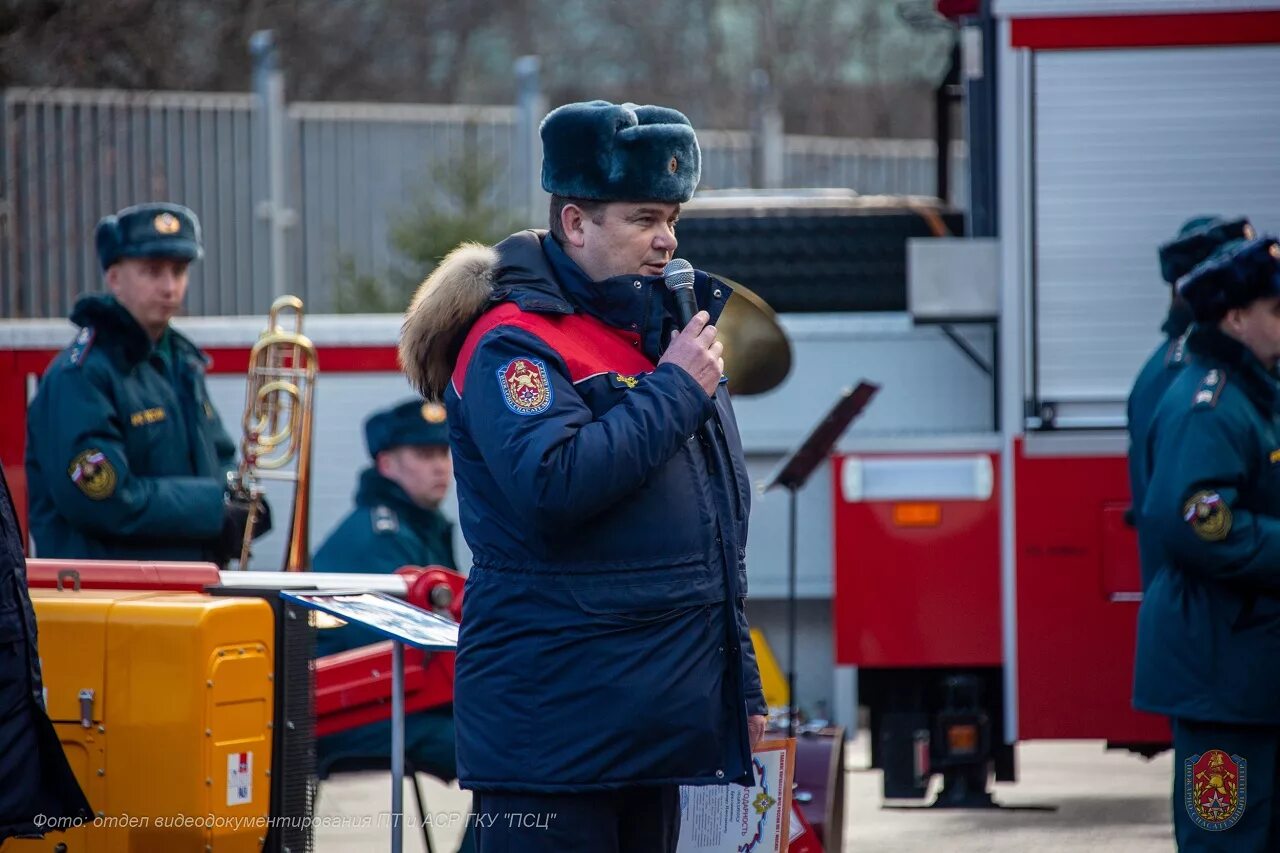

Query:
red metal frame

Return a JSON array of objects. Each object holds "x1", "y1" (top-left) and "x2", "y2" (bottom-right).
[
  {"x1": 832, "y1": 453, "x2": 1002, "y2": 669},
  {"x1": 1012, "y1": 440, "x2": 1168, "y2": 742},
  {"x1": 1011, "y1": 11, "x2": 1280, "y2": 50}
]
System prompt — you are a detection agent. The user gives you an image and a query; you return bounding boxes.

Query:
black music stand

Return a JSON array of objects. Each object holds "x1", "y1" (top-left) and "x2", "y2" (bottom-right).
[
  {"x1": 281, "y1": 590, "x2": 458, "y2": 853},
  {"x1": 764, "y1": 381, "x2": 880, "y2": 737}
]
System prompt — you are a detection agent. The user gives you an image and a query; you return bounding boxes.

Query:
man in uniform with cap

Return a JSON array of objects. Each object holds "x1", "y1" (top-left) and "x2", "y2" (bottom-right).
[
  {"x1": 398, "y1": 100, "x2": 766, "y2": 851},
  {"x1": 1135, "y1": 235, "x2": 1280, "y2": 851},
  {"x1": 25, "y1": 202, "x2": 269, "y2": 564},
  {"x1": 312, "y1": 397, "x2": 470, "y2": 851},
  {"x1": 1127, "y1": 216, "x2": 1253, "y2": 591}
]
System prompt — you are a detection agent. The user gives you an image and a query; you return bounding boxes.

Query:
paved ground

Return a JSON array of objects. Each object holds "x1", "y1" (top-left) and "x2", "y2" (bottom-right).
[{"x1": 314, "y1": 733, "x2": 1176, "y2": 852}]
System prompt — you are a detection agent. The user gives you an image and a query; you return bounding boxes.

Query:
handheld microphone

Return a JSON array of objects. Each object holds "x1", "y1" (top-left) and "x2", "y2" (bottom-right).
[{"x1": 662, "y1": 258, "x2": 699, "y2": 327}]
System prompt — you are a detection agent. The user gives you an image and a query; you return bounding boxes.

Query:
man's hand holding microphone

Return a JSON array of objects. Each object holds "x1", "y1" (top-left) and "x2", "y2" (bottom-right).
[{"x1": 659, "y1": 258, "x2": 723, "y2": 396}]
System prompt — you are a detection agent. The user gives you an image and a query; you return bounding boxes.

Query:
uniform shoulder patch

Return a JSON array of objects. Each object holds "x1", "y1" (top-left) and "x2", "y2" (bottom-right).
[
  {"x1": 609, "y1": 372, "x2": 642, "y2": 390},
  {"x1": 1183, "y1": 490, "x2": 1232, "y2": 541},
  {"x1": 372, "y1": 505, "x2": 400, "y2": 534},
  {"x1": 68, "y1": 449, "x2": 116, "y2": 500},
  {"x1": 497, "y1": 357, "x2": 554, "y2": 415},
  {"x1": 68, "y1": 327, "x2": 96, "y2": 367},
  {"x1": 1185, "y1": 749, "x2": 1246, "y2": 831},
  {"x1": 1166, "y1": 331, "x2": 1190, "y2": 367},
  {"x1": 1192, "y1": 369, "x2": 1225, "y2": 409}
]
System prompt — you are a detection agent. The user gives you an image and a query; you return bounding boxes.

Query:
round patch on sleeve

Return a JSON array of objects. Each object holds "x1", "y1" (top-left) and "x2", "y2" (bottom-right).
[
  {"x1": 1183, "y1": 490, "x2": 1231, "y2": 541},
  {"x1": 497, "y1": 357, "x2": 554, "y2": 416},
  {"x1": 68, "y1": 449, "x2": 117, "y2": 500}
]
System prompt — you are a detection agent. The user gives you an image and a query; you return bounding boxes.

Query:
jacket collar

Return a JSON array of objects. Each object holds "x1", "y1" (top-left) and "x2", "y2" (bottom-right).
[
  {"x1": 490, "y1": 230, "x2": 732, "y2": 363},
  {"x1": 1186, "y1": 324, "x2": 1280, "y2": 413},
  {"x1": 354, "y1": 467, "x2": 449, "y2": 534},
  {"x1": 69, "y1": 293, "x2": 204, "y2": 369}
]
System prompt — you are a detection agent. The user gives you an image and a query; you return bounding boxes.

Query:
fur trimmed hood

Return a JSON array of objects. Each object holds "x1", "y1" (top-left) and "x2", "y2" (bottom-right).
[{"x1": 398, "y1": 242, "x2": 499, "y2": 401}]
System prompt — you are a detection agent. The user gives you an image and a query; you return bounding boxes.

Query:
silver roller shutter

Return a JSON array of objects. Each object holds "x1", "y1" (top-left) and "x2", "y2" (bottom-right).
[{"x1": 1032, "y1": 45, "x2": 1280, "y2": 424}]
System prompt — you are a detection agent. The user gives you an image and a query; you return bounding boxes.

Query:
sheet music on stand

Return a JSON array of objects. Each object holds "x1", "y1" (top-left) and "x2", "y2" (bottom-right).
[{"x1": 281, "y1": 590, "x2": 458, "y2": 853}]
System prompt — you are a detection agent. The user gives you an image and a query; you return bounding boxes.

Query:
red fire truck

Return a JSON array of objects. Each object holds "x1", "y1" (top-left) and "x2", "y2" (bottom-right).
[{"x1": 834, "y1": 0, "x2": 1280, "y2": 802}]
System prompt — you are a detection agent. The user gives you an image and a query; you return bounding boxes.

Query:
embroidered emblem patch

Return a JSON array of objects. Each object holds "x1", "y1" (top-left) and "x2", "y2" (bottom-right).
[
  {"x1": 68, "y1": 449, "x2": 116, "y2": 500},
  {"x1": 498, "y1": 357, "x2": 553, "y2": 415},
  {"x1": 154, "y1": 212, "x2": 181, "y2": 234},
  {"x1": 1185, "y1": 749, "x2": 1246, "y2": 831},
  {"x1": 421, "y1": 402, "x2": 447, "y2": 424},
  {"x1": 1270, "y1": 448, "x2": 1280, "y2": 465},
  {"x1": 1183, "y1": 491, "x2": 1231, "y2": 541},
  {"x1": 612, "y1": 373, "x2": 639, "y2": 389},
  {"x1": 129, "y1": 407, "x2": 166, "y2": 427}
]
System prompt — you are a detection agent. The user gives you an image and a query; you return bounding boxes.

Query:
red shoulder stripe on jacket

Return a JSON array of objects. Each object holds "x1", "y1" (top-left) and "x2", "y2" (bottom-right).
[{"x1": 451, "y1": 304, "x2": 655, "y2": 396}]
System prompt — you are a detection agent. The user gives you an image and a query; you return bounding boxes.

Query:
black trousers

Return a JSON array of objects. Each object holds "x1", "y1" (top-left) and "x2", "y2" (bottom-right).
[{"x1": 472, "y1": 785, "x2": 680, "y2": 853}]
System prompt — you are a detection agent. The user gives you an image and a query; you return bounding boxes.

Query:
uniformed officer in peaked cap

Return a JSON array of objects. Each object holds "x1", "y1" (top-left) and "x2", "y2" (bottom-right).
[
  {"x1": 25, "y1": 202, "x2": 270, "y2": 565},
  {"x1": 312, "y1": 398, "x2": 469, "y2": 850}
]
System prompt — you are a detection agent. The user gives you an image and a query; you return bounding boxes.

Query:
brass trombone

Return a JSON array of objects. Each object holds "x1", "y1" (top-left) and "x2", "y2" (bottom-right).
[{"x1": 228, "y1": 295, "x2": 319, "y2": 571}]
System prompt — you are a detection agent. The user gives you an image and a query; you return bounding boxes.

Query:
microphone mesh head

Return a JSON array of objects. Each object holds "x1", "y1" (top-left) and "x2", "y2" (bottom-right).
[{"x1": 662, "y1": 258, "x2": 696, "y2": 291}]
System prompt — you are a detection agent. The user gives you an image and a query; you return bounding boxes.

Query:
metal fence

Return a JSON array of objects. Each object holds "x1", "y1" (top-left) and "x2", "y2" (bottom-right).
[{"x1": 1, "y1": 87, "x2": 967, "y2": 319}]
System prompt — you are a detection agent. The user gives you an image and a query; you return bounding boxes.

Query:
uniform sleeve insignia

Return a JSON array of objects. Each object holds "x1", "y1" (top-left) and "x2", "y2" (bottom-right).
[
  {"x1": 129, "y1": 407, "x2": 167, "y2": 427},
  {"x1": 68, "y1": 449, "x2": 117, "y2": 500},
  {"x1": 372, "y1": 505, "x2": 400, "y2": 534},
  {"x1": 1192, "y1": 370, "x2": 1225, "y2": 409},
  {"x1": 497, "y1": 357, "x2": 554, "y2": 415},
  {"x1": 1182, "y1": 490, "x2": 1232, "y2": 541},
  {"x1": 68, "y1": 327, "x2": 96, "y2": 366},
  {"x1": 1185, "y1": 749, "x2": 1246, "y2": 831},
  {"x1": 610, "y1": 373, "x2": 640, "y2": 389},
  {"x1": 1270, "y1": 449, "x2": 1280, "y2": 465}
]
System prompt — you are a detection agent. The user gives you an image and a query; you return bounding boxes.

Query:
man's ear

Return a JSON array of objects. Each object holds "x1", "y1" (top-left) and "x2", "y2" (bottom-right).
[
  {"x1": 104, "y1": 264, "x2": 121, "y2": 295},
  {"x1": 374, "y1": 450, "x2": 393, "y2": 478},
  {"x1": 561, "y1": 204, "x2": 588, "y2": 249}
]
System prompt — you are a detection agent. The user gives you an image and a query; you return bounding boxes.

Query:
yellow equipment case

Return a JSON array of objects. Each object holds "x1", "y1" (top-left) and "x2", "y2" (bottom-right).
[{"x1": 6, "y1": 589, "x2": 277, "y2": 853}]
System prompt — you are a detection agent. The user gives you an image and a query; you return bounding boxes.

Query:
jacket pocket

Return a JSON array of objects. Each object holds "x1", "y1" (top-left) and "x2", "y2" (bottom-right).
[{"x1": 568, "y1": 563, "x2": 723, "y2": 618}]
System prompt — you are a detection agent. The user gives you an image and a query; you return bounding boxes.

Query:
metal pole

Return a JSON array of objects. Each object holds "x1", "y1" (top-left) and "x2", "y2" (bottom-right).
[
  {"x1": 787, "y1": 485, "x2": 798, "y2": 738},
  {"x1": 251, "y1": 30, "x2": 295, "y2": 302},
  {"x1": 391, "y1": 640, "x2": 405, "y2": 853},
  {"x1": 514, "y1": 56, "x2": 547, "y2": 229}
]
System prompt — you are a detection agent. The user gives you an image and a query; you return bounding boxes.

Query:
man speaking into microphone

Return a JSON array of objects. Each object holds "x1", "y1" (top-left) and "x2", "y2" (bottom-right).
[{"x1": 398, "y1": 99, "x2": 766, "y2": 852}]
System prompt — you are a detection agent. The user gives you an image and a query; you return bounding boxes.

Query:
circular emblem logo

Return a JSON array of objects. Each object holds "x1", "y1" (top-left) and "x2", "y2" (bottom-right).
[
  {"x1": 668, "y1": 156, "x2": 679, "y2": 174},
  {"x1": 497, "y1": 357, "x2": 553, "y2": 416},
  {"x1": 1183, "y1": 490, "x2": 1232, "y2": 541},
  {"x1": 68, "y1": 449, "x2": 117, "y2": 500},
  {"x1": 421, "y1": 402, "x2": 446, "y2": 424},
  {"x1": 154, "y1": 212, "x2": 181, "y2": 234}
]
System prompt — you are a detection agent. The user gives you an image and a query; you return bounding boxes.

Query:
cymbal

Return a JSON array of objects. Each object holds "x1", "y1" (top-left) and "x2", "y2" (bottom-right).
[{"x1": 713, "y1": 274, "x2": 793, "y2": 396}]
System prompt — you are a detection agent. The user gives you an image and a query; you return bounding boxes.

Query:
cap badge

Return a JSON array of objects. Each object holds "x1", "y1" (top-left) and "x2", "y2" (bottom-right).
[{"x1": 154, "y1": 212, "x2": 181, "y2": 235}]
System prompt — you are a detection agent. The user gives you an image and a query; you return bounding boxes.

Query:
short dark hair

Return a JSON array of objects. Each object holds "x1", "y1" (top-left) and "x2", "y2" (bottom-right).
[{"x1": 548, "y1": 195, "x2": 607, "y2": 243}]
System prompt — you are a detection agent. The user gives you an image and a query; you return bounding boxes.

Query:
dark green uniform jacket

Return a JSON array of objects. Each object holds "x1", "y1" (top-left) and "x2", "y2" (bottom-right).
[
  {"x1": 311, "y1": 467, "x2": 460, "y2": 783},
  {"x1": 25, "y1": 295, "x2": 236, "y2": 561},
  {"x1": 1127, "y1": 302, "x2": 1193, "y2": 590},
  {"x1": 1134, "y1": 326, "x2": 1280, "y2": 724},
  {"x1": 312, "y1": 467, "x2": 456, "y2": 657}
]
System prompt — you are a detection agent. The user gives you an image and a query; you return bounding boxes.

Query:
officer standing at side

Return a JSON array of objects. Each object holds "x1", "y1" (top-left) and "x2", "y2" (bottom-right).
[
  {"x1": 1135, "y1": 236, "x2": 1280, "y2": 851},
  {"x1": 25, "y1": 203, "x2": 268, "y2": 565},
  {"x1": 1127, "y1": 216, "x2": 1253, "y2": 591},
  {"x1": 312, "y1": 398, "x2": 471, "y2": 852}
]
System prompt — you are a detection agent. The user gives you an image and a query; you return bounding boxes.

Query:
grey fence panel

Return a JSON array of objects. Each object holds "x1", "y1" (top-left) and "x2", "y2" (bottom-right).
[
  {"x1": 1, "y1": 89, "x2": 263, "y2": 319},
  {"x1": 291, "y1": 103, "x2": 520, "y2": 313},
  {"x1": 1, "y1": 88, "x2": 961, "y2": 318}
]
